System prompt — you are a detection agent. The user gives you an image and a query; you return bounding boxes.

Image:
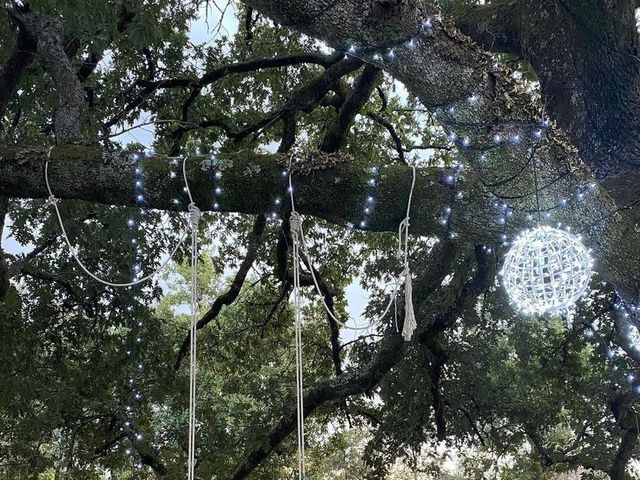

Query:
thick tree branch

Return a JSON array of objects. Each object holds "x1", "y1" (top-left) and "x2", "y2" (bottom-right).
[
  {"x1": 424, "y1": 245, "x2": 496, "y2": 335},
  {"x1": 418, "y1": 244, "x2": 496, "y2": 441},
  {"x1": 104, "y1": 52, "x2": 342, "y2": 131},
  {"x1": 427, "y1": 346, "x2": 447, "y2": 441},
  {"x1": 0, "y1": 9, "x2": 36, "y2": 129},
  {"x1": 320, "y1": 63, "x2": 382, "y2": 152},
  {"x1": 228, "y1": 239, "x2": 457, "y2": 479},
  {"x1": 443, "y1": 2, "x2": 523, "y2": 55},
  {"x1": 126, "y1": 432, "x2": 169, "y2": 477},
  {"x1": 366, "y1": 112, "x2": 407, "y2": 164},
  {"x1": 449, "y1": 0, "x2": 640, "y2": 212},
  {"x1": 1, "y1": 145, "x2": 640, "y2": 299},
  {"x1": 21, "y1": 265, "x2": 96, "y2": 314},
  {"x1": 76, "y1": 3, "x2": 137, "y2": 84},
  {"x1": 240, "y1": 0, "x2": 640, "y2": 299},
  {"x1": 277, "y1": 113, "x2": 297, "y2": 153},
  {"x1": 168, "y1": 54, "x2": 361, "y2": 154},
  {"x1": 524, "y1": 424, "x2": 604, "y2": 472},
  {"x1": 174, "y1": 214, "x2": 267, "y2": 370},
  {"x1": 609, "y1": 425, "x2": 638, "y2": 480},
  {"x1": 229, "y1": 330, "x2": 405, "y2": 479},
  {"x1": 608, "y1": 389, "x2": 640, "y2": 480},
  {"x1": 11, "y1": 9, "x2": 86, "y2": 143}
]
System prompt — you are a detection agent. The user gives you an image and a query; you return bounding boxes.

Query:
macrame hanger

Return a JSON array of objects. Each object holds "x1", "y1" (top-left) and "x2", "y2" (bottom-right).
[
  {"x1": 399, "y1": 164, "x2": 417, "y2": 341},
  {"x1": 183, "y1": 156, "x2": 202, "y2": 480},
  {"x1": 286, "y1": 161, "x2": 417, "y2": 335},
  {"x1": 45, "y1": 148, "x2": 202, "y2": 479},
  {"x1": 285, "y1": 156, "x2": 418, "y2": 478}
]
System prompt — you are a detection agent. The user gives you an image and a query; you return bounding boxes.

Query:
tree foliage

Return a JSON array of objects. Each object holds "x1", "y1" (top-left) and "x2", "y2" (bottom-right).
[{"x1": 1, "y1": 0, "x2": 639, "y2": 479}]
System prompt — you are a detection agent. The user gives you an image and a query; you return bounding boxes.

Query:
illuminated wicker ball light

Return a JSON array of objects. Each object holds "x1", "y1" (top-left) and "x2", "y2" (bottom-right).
[{"x1": 500, "y1": 226, "x2": 594, "y2": 314}]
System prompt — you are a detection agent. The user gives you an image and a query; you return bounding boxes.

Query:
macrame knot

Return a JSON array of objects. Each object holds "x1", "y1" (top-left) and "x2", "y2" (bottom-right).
[
  {"x1": 188, "y1": 203, "x2": 202, "y2": 230},
  {"x1": 289, "y1": 211, "x2": 303, "y2": 233}
]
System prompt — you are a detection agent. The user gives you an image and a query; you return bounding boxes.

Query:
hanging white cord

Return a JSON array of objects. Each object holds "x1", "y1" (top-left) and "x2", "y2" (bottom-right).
[
  {"x1": 399, "y1": 165, "x2": 417, "y2": 340},
  {"x1": 182, "y1": 156, "x2": 202, "y2": 480},
  {"x1": 287, "y1": 164, "x2": 417, "y2": 333},
  {"x1": 289, "y1": 212, "x2": 306, "y2": 479},
  {"x1": 44, "y1": 150, "x2": 189, "y2": 287},
  {"x1": 287, "y1": 162, "x2": 417, "y2": 478},
  {"x1": 45, "y1": 149, "x2": 202, "y2": 478}
]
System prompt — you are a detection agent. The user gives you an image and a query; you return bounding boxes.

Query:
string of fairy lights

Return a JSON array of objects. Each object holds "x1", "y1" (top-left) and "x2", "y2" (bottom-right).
[
  {"x1": 36, "y1": 15, "x2": 639, "y2": 478},
  {"x1": 277, "y1": 65, "x2": 638, "y2": 403},
  {"x1": 119, "y1": 153, "x2": 196, "y2": 471},
  {"x1": 124, "y1": 155, "x2": 147, "y2": 472},
  {"x1": 329, "y1": 14, "x2": 639, "y2": 390}
]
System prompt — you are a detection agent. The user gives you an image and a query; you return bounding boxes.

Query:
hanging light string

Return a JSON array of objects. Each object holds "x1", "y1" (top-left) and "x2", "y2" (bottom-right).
[
  {"x1": 45, "y1": 149, "x2": 204, "y2": 477},
  {"x1": 124, "y1": 159, "x2": 146, "y2": 473},
  {"x1": 44, "y1": 150, "x2": 189, "y2": 288},
  {"x1": 286, "y1": 162, "x2": 417, "y2": 334}
]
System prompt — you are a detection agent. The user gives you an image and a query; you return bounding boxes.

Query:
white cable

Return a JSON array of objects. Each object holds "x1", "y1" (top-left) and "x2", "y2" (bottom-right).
[
  {"x1": 44, "y1": 152, "x2": 189, "y2": 287},
  {"x1": 291, "y1": 220, "x2": 305, "y2": 479},
  {"x1": 182, "y1": 154, "x2": 201, "y2": 480},
  {"x1": 287, "y1": 164, "x2": 417, "y2": 332}
]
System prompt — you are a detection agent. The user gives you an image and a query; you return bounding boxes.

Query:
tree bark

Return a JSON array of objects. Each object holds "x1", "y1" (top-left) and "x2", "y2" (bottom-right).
[
  {"x1": 11, "y1": 9, "x2": 86, "y2": 143},
  {"x1": 2, "y1": 145, "x2": 640, "y2": 298},
  {"x1": 0, "y1": 12, "x2": 36, "y2": 129},
  {"x1": 236, "y1": 0, "x2": 640, "y2": 299},
  {"x1": 448, "y1": 1, "x2": 640, "y2": 212},
  {"x1": 0, "y1": 196, "x2": 9, "y2": 301}
]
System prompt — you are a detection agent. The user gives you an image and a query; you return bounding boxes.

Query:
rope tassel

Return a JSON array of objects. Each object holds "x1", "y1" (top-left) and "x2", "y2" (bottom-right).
[{"x1": 402, "y1": 272, "x2": 416, "y2": 341}]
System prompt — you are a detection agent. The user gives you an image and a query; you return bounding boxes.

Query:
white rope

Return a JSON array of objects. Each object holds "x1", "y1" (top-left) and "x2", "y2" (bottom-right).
[
  {"x1": 183, "y1": 156, "x2": 201, "y2": 480},
  {"x1": 290, "y1": 211, "x2": 305, "y2": 479},
  {"x1": 399, "y1": 165, "x2": 417, "y2": 340},
  {"x1": 187, "y1": 204, "x2": 200, "y2": 480},
  {"x1": 45, "y1": 149, "x2": 202, "y2": 478},
  {"x1": 286, "y1": 161, "x2": 417, "y2": 480},
  {"x1": 287, "y1": 163, "x2": 417, "y2": 333},
  {"x1": 44, "y1": 149, "x2": 189, "y2": 287}
]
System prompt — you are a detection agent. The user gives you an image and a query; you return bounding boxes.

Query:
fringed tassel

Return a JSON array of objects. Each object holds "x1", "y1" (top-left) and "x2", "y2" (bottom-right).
[
  {"x1": 402, "y1": 272, "x2": 416, "y2": 341},
  {"x1": 565, "y1": 309, "x2": 574, "y2": 331}
]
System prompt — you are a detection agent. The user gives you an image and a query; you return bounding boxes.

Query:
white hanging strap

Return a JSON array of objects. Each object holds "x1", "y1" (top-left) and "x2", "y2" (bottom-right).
[
  {"x1": 44, "y1": 148, "x2": 189, "y2": 287},
  {"x1": 187, "y1": 202, "x2": 201, "y2": 480},
  {"x1": 289, "y1": 211, "x2": 306, "y2": 479},
  {"x1": 183, "y1": 157, "x2": 202, "y2": 480}
]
